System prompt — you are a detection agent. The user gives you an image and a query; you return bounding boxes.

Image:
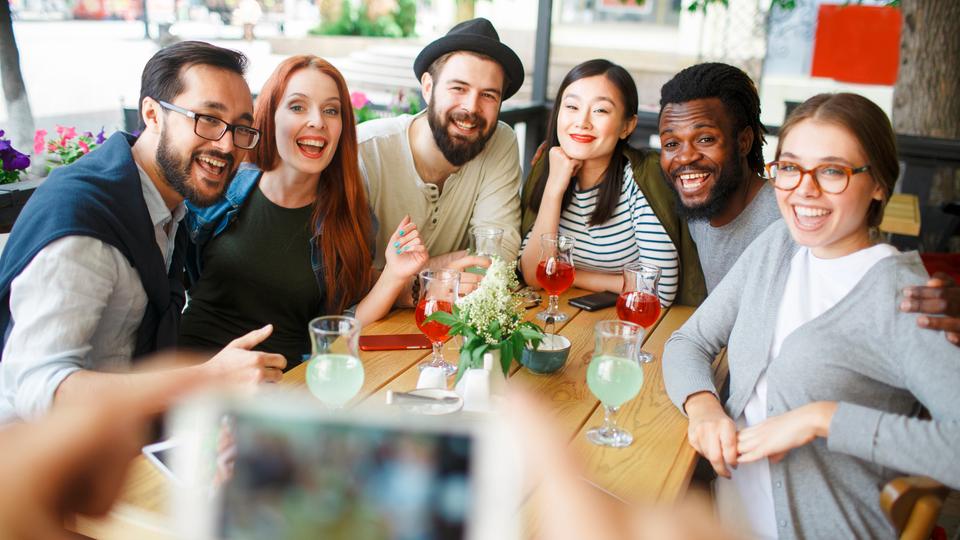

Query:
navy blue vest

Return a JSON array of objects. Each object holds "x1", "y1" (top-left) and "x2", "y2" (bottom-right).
[{"x1": 0, "y1": 132, "x2": 185, "y2": 361}]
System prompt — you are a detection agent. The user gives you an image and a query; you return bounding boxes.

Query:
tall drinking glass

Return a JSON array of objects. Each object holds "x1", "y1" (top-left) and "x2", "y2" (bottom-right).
[
  {"x1": 306, "y1": 316, "x2": 364, "y2": 408},
  {"x1": 415, "y1": 269, "x2": 460, "y2": 375},
  {"x1": 467, "y1": 226, "x2": 503, "y2": 275},
  {"x1": 586, "y1": 320, "x2": 647, "y2": 448},
  {"x1": 536, "y1": 233, "x2": 575, "y2": 322},
  {"x1": 616, "y1": 262, "x2": 662, "y2": 362}
]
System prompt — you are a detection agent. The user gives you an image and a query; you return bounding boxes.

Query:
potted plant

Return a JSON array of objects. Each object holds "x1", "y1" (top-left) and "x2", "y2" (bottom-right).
[
  {"x1": 34, "y1": 126, "x2": 107, "y2": 172},
  {"x1": 0, "y1": 130, "x2": 31, "y2": 185},
  {"x1": 425, "y1": 257, "x2": 544, "y2": 383}
]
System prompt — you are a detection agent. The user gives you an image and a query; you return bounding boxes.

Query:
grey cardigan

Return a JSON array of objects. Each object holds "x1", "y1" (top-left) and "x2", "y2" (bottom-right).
[{"x1": 663, "y1": 220, "x2": 960, "y2": 540}]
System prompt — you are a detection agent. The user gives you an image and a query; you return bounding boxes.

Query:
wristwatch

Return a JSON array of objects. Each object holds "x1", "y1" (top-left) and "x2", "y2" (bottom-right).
[{"x1": 411, "y1": 275, "x2": 421, "y2": 305}]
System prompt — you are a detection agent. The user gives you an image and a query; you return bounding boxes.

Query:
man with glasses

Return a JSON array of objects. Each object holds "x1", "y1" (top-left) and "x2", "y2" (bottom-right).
[{"x1": 0, "y1": 41, "x2": 286, "y2": 424}]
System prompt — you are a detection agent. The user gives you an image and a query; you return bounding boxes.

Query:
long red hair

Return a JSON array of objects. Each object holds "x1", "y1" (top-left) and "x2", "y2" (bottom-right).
[{"x1": 252, "y1": 55, "x2": 373, "y2": 313}]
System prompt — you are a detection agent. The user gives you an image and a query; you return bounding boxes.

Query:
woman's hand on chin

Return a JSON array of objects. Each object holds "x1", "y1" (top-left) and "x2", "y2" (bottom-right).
[
  {"x1": 544, "y1": 146, "x2": 582, "y2": 200},
  {"x1": 737, "y1": 401, "x2": 838, "y2": 464}
]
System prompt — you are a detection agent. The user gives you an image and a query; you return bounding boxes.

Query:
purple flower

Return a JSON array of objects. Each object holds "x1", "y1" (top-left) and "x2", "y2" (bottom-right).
[
  {"x1": 1, "y1": 149, "x2": 30, "y2": 172},
  {"x1": 0, "y1": 130, "x2": 4, "y2": 138},
  {"x1": 0, "y1": 139, "x2": 9, "y2": 153},
  {"x1": 83, "y1": 131, "x2": 93, "y2": 139},
  {"x1": 96, "y1": 128, "x2": 106, "y2": 144}
]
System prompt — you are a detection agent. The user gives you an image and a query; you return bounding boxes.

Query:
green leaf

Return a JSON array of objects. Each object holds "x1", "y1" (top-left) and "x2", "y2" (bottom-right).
[
  {"x1": 509, "y1": 332, "x2": 522, "y2": 359},
  {"x1": 471, "y1": 343, "x2": 487, "y2": 366},
  {"x1": 423, "y1": 310, "x2": 458, "y2": 326},
  {"x1": 487, "y1": 320, "x2": 502, "y2": 343},
  {"x1": 453, "y1": 356, "x2": 468, "y2": 385},
  {"x1": 518, "y1": 326, "x2": 544, "y2": 341},
  {"x1": 498, "y1": 341, "x2": 513, "y2": 375}
]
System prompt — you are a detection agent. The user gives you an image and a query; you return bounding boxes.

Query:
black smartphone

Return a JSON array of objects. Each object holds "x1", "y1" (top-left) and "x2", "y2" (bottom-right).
[{"x1": 568, "y1": 291, "x2": 619, "y2": 311}]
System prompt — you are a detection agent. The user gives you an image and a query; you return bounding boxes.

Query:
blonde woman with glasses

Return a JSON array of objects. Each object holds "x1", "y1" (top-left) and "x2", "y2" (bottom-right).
[{"x1": 662, "y1": 93, "x2": 959, "y2": 540}]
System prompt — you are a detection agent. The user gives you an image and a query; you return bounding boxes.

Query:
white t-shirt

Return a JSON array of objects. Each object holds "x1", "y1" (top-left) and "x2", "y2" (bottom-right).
[{"x1": 717, "y1": 243, "x2": 899, "y2": 540}]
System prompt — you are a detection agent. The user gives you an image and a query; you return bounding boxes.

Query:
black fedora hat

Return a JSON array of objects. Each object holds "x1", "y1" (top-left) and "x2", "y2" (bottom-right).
[{"x1": 414, "y1": 17, "x2": 524, "y2": 100}]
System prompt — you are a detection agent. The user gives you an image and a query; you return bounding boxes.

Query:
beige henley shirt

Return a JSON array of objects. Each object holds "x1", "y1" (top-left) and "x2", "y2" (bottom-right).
[{"x1": 358, "y1": 112, "x2": 522, "y2": 269}]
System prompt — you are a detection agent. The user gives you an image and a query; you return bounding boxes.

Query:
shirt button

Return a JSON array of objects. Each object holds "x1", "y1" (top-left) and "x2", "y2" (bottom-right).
[
  {"x1": 780, "y1": 520, "x2": 787, "y2": 528},
  {"x1": 776, "y1": 481, "x2": 782, "y2": 488},
  {"x1": 432, "y1": 218, "x2": 437, "y2": 224}
]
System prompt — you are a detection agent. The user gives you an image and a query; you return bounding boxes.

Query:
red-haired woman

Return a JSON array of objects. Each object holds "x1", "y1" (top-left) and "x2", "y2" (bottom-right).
[{"x1": 179, "y1": 55, "x2": 427, "y2": 369}]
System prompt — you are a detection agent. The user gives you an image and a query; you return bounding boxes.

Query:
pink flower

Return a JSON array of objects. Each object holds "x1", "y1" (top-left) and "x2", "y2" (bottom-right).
[
  {"x1": 47, "y1": 141, "x2": 59, "y2": 152},
  {"x1": 350, "y1": 92, "x2": 369, "y2": 109},
  {"x1": 34, "y1": 129, "x2": 47, "y2": 155},
  {"x1": 61, "y1": 126, "x2": 77, "y2": 141},
  {"x1": 78, "y1": 139, "x2": 90, "y2": 154}
]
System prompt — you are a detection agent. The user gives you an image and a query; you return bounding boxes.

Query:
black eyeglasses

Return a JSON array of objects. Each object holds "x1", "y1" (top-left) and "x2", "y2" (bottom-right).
[
  {"x1": 765, "y1": 160, "x2": 871, "y2": 194},
  {"x1": 157, "y1": 100, "x2": 260, "y2": 150}
]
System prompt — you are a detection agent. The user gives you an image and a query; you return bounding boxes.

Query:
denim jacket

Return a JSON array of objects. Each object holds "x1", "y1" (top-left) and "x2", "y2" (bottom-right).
[{"x1": 184, "y1": 166, "x2": 377, "y2": 310}]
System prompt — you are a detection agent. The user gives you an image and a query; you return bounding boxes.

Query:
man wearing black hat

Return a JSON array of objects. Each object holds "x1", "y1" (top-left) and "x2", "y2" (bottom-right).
[{"x1": 358, "y1": 18, "x2": 525, "y2": 299}]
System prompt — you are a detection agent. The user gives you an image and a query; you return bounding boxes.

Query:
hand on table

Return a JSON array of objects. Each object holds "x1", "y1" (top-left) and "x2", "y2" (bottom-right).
[
  {"x1": 737, "y1": 401, "x2": 837, "y2": 464},
  {"x1": 382, "y1": 215, "x2": 428, "y2": 283},
  {"x1": 201, "y1": 325, "x2": 287, "y2": 385},
  {"x1": 684, "y1": 392, "x2": 738, "y2": 478},
  {"x1": 900, "y1": 272, "x2": 960, "y2": 346}
]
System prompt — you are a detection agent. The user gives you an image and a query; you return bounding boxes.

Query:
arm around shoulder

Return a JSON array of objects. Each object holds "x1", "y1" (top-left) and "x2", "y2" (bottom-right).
[{"x1": 827, "y1": 259, "x2": 960, "y2": 489}]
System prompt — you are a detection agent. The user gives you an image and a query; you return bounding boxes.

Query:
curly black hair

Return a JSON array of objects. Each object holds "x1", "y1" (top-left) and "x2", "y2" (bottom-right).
[{"x1": 659, "y1": 62, "x2": 766, "y2": 175}]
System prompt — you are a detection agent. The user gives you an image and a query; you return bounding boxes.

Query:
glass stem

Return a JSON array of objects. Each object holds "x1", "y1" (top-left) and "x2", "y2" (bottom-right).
[
  {"x1": 548, "y1": 293, "x2": 560, "y2": 314},
  {"x1": 432, "y1": 341, "x2": 443, "y2": 364},
  {"x1": 603, "y1": 405, "x2": 618, "y2": 434}
]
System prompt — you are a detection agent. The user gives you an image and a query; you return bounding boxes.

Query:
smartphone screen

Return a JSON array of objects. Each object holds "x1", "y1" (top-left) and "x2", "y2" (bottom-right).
[{"x1": 218, "y1": 410, "x2": 473, "y2": 539}]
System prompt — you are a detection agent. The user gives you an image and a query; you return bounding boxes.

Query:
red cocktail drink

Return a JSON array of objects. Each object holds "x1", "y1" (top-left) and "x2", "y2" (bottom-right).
[
  {"x1": 415, "y1": 298, "x2": 453, "y2": 342},
  {"x1": 616, "y1": 291, "x2": 661, "y2": 328},
  {"x1": 536, "y1": 259, "x2": 575, "y2": 295}
]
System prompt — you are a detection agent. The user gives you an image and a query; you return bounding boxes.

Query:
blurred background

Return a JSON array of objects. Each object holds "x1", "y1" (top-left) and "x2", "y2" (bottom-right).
[{"x1": 0, "y1": 0, "x2": 957, "y2": 254}]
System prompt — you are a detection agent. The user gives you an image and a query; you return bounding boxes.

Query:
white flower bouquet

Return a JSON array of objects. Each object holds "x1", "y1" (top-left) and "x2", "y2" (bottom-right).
[{"x1": 425, "y1": 257, "x2": 545, "y2": 382}]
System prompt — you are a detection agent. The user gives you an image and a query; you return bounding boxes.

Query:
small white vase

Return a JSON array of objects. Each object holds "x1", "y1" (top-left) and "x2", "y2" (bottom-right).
[{"x1": 454, "y1": 350, "x2": 505, "y2": 412}]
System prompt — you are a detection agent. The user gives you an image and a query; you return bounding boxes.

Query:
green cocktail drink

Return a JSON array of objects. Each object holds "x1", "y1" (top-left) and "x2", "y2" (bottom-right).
[
  {"x1": 306, "y1": 353, "x2": 364, "y2": 408},
  {"x1": 587, "y1": 354, "x2": 644, "y2": 409}
]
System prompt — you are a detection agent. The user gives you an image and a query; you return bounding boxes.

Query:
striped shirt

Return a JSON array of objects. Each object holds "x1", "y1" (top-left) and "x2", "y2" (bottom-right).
[{"x1": 522, "y1": 164, "x2": 679, "y2": 306}]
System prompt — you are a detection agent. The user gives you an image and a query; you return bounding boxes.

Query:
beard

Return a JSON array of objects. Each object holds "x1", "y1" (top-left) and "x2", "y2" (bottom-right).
[
  {"x1": 156, "y1": 128, "x2": 235, "y2": 208},
  {"x1": 665, "y1": 151, "x2": 744, "y2": 222},
  {"x1": 427, "y1": 95, "x2": 496, "y2": 167}
]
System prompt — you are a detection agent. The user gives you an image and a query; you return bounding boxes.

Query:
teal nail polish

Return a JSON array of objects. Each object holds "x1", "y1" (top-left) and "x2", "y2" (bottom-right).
[
  {"x1": 393, "y1": 241, "x2": 400, "y2": 248},
  {"x1": 396, "y1": 249, "x2": 402, "y2": 255},
  {"x1": 398, "y1": 230, "x2": 405, "y2": 236}
]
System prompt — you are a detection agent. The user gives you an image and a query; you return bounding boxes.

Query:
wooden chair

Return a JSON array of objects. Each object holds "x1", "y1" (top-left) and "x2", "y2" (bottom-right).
[{"x1": 881, "y1": 476, "x2": 950, "y2": 540}]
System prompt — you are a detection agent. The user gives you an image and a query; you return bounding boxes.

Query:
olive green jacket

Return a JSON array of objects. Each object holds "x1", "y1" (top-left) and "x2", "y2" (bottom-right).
[{"x1": 520, "y1": 146, "x2": 707, "y2": 307}]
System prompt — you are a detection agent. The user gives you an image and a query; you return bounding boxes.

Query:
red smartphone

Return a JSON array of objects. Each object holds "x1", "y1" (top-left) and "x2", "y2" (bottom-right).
[{"x1": 359, "y1": 334, "x2": 432, "y2": 351}]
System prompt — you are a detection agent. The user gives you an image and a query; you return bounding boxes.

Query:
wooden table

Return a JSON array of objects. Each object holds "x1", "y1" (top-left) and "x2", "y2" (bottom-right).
[{"x1": 76, "y1": 288, "x2": 702, "y2": 539}]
